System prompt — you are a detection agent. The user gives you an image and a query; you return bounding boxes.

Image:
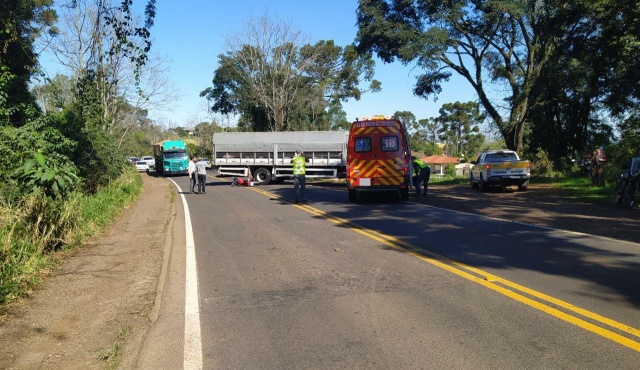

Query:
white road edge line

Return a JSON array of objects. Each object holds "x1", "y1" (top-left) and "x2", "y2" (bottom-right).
[{"x1": 169, "y1": 179, "x2": 203, "y2": 370}]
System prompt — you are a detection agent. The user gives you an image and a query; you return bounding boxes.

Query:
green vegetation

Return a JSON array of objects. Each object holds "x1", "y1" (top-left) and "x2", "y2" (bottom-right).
[
  {"x1": 1, "y1": 1, "x2": 156, "y2": 304},
  {"x1": 433, "y1": 174, "x2": 615, "y2": 204},
  {"x1": 0, "y1": 168, "x2": 142, "y2": 304},
  {"x1": 99, "y1": 324, "x2": 132, "y2": 369},
  {"x1": 530, "y1": 176, "x2": 613, "y2": 203}
]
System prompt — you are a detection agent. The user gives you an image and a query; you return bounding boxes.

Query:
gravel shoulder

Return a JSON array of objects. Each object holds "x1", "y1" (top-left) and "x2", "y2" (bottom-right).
[
  {"x1": 0, "y1": 174, "x2": 174, "y2": 369},
  {"x1": 0, "y1": 177, "x2": 637, "y2": 369}
]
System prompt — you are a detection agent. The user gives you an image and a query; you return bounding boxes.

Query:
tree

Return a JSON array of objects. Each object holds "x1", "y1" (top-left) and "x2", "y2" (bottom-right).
[
  {"x1": 38, "y1": 0, "x2": 158, "y2": 134},
  {"x1": 436, "y1": 101, "x2": 485, "y2": 158},
  {"x1": 355, "y1": 0, "x2": 556, "y2": 153},
  {"x1": 201, "y1": 13, "x2": 380, "y2": 132},
  {"x1": 524, "y1": 0, "x2": 638, "y2": 164},
  {"x1": 0, "y1": 0, "x2": 56, "y2": 126}
]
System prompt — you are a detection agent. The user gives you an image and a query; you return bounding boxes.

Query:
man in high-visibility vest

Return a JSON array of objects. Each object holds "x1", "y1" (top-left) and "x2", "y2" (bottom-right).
[
  {"x1": 292, "y1": 149, "x2": 310, "y2": 203},
  {"x1": 412, "y1": 156, "x2": 431, "y2": 197}
]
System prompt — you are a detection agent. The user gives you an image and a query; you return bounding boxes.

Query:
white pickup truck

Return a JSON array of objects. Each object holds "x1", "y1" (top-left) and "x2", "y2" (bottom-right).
[
  {"x1": 141, "y1": 156, "x2": 155, "y2": 169},
  {"x1": 470, "y1": 150, "x2": 530, "y2": 191}
]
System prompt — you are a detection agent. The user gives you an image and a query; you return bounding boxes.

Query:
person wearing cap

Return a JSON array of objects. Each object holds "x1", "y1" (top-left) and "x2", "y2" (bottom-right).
[
  {"x1": 592, "y1": 146, "x2": 606, "y2": 187},
  {"x1": 292, "y1": 149, "x2": 309, "y2": 203}
]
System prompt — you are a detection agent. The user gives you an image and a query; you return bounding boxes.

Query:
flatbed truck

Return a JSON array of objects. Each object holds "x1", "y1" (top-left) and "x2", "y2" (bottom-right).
[{"x1": 212, "y1": 131, "x2": 348, "y2": 184}]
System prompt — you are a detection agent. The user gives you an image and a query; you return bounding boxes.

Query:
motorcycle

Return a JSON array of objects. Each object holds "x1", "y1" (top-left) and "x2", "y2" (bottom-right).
[
  {"x1": 615, "y1": 163, "x2": 638, "y2": 209},
  {"x1": 579, "y1": 155, "x2": 594, "y2": 181}
]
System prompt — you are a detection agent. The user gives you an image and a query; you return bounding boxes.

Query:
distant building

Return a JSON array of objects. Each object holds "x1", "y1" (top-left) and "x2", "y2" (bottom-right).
[{"x1": 420, "y1": 155, "x2": 462, "y2": 176}]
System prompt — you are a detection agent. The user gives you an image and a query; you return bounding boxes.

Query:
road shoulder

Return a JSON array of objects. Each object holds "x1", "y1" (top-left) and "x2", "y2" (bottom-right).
[{"x1": 0, "y1": 174, "x2": 174, "y2": 369}]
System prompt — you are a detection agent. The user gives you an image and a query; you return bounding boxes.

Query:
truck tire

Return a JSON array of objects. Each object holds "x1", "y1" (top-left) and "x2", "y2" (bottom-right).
[
  {"x1": 348, "y1": 189, "x2": 357, "y2": 202},
  {"x1": 470, "y1": 173, "x2": 479, "y2": 189},
  {"x1": 480, "y1": 175, "x2": 488, "y2": 192},
  {"x1": 253, "y1": 168, "x2": 272, "y2": 185},
  {"x1": 518, "y1": 184, "x2": 528, "y2": 191}
]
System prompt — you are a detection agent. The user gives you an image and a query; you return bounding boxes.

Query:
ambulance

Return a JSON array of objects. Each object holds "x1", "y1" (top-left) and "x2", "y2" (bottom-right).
[{"x1": 346, "y1": 116, "x2": 412, "y2": 201}]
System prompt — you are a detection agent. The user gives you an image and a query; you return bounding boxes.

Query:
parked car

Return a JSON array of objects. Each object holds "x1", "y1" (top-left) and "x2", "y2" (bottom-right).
[
  {"x1": 470, "y1": 149, "x2": 530, "y2": 191},
  {"x1": 141, "y1": 155, "x2": 155, "y2": 168},
  {"x1": 135, "y1": 161, "x2": 150, "y2": 172},
  {"x1": 203, "y1": 158, "x2": 211, "y2": 169},
  {"x1": 128, "y1": 156, "x2": 140, "y2": 164}
]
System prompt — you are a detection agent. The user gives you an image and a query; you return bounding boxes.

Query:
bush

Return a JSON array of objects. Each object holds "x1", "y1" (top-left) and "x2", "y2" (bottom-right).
[
  {"x1": 444, "y1": 163, "x2": 457, "y2": 178},
  {"x1": 530, "y1": 147, "x2": 559, "y2": 177}
]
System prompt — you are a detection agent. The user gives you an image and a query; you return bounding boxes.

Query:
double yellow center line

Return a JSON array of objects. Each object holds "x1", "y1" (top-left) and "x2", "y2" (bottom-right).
[{"x1": 249, "y1": 186, "x2": 640, "y2": 352}]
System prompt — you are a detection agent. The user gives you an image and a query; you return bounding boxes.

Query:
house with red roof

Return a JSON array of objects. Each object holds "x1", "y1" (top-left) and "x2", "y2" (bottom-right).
[{"x1": 418, "y1": 155, "x2": 473, "y2": 177}]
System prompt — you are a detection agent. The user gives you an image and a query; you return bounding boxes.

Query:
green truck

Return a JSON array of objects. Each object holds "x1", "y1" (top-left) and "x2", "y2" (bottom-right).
[{"x1": 153, "y1": 140, "x2": 189, "y2": 176}]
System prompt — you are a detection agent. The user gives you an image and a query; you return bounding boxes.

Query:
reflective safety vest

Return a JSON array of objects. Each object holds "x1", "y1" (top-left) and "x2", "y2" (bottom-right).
[
  {"x1": 413, "y1": 158, "x2": 427, "y2": 174},
  {"x1": 292, "y1": 155, "x2": 306, "y2": 175}
]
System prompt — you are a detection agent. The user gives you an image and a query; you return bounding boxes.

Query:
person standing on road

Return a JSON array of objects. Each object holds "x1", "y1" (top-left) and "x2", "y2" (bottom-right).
[
  {"x1": 196, "y1": 157, "x2": 207, "y2": 194},
  {"x1": 187, "y1": 156, "x2": 198, "y2": 194},
  {"x1": 292, "y1": 149, "x2": 309, "y2": 203},
  {"x1": 412, "y1": 156, "x2": 431, "y2": 197}
]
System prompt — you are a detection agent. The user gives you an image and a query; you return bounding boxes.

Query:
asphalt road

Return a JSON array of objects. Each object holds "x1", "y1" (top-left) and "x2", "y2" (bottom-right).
[{"x1": 141, "y1": 174, "x2": 640, "y2": 369}]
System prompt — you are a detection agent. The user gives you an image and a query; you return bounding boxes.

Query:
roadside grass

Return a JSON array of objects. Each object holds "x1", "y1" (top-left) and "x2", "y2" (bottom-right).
[
  {"x1": 432, "y1": 174, "x2": 615, "y2": 203},
  {"x1": 0, "y1": 168, "x2": 143, "y2": 304},
  {"x1": 99, "y1": 324, "x2": 132, "y2": 369},
  {"x1": 530, "y1": 176, "x2": 614, "y2": 203}
]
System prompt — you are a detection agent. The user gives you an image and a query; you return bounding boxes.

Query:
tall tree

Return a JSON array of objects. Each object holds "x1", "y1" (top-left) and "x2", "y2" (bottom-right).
[
  {"x1": 436, "y1": 101, "x2": 485, "y2": 158},
  {"x1": 201, "y1": 13, "x2": 380, "y2": 132},
  {"x1": 39, "y1": 0, "x2": 157, "y2": 134},
  {"x1": 0, "y1": 0, "x2": 56, "y2": 126},
  {"x1": 355, "y1": 0, "x2": 556, "y2": 153},
  {"x1": 525, "y1": 0, "x2": 639, "y2": 163}
]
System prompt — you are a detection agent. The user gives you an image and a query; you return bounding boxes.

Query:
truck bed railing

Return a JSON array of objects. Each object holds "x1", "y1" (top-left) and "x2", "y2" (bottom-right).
[{"x1": 214, "y1": 151, "x2": 344, "y2": 167}]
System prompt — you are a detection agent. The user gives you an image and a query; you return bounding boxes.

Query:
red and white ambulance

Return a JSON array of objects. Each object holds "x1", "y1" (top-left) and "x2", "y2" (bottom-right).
[{"x1": 346, "y1": 116, "x2": 412, "y2": 201}]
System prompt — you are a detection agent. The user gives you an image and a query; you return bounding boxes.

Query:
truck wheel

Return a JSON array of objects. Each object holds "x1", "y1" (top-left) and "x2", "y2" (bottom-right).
[
  {"x1": 348, "y1": 189, "x2": 357, "y2": 202},
  {"x1": 480, "y1": 176, "x2": 488, "y2": 192},
  {"x1": 470, "y1": 174, "x2": 479, "y2": 189},
  {"x1": 400, "y1": 187, "x2": 409, "y2": 201},
  {"x1": 253, "y1": 168, "x2": 272, "y2": 185},
  {"x1": 518, "y1": 184, "x2": 528, "y2": 191}
]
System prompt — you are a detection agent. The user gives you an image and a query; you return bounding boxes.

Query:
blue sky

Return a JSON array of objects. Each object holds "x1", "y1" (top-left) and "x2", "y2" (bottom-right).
[{"x1": 47, "y1": 0, "x2": 476, "y2": 127}]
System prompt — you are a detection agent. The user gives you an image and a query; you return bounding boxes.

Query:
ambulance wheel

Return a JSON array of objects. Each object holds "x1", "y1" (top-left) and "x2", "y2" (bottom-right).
[
  {"x1": 400, "y1": 187, "x2": 409, "y2": 201},
  {"x1": 348, "y1": 189, "x2": 357, "y2": 202},
  {"x1": 253, "y1": 168, "x2": 271, "y2": 184}
]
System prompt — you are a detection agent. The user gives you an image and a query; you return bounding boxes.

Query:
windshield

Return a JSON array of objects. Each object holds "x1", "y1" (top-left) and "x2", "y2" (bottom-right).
[
  {"x1": 485, "y1": 153, "x2": 518, "y2": 162},
  {"x1": 164, "y1": 151, "x2": 187, "y2": 160}
]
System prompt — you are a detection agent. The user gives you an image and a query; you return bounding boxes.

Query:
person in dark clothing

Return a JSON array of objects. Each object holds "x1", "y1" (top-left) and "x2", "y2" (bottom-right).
[
  {"x1": 592, "y1": 147, "x2": 606, "y2": 187},
  {"x1": 412, "y1": 156, "x2": 431, "y2": 197}
]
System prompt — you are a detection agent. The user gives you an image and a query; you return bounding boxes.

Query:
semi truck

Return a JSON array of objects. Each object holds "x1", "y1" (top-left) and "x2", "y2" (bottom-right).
[
  {"x1": 212, "y1": 131, "x2": 349, "y2": 184},
  {"x1": 153, "y1": 140, "x2": 189, "y2": 176}
]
